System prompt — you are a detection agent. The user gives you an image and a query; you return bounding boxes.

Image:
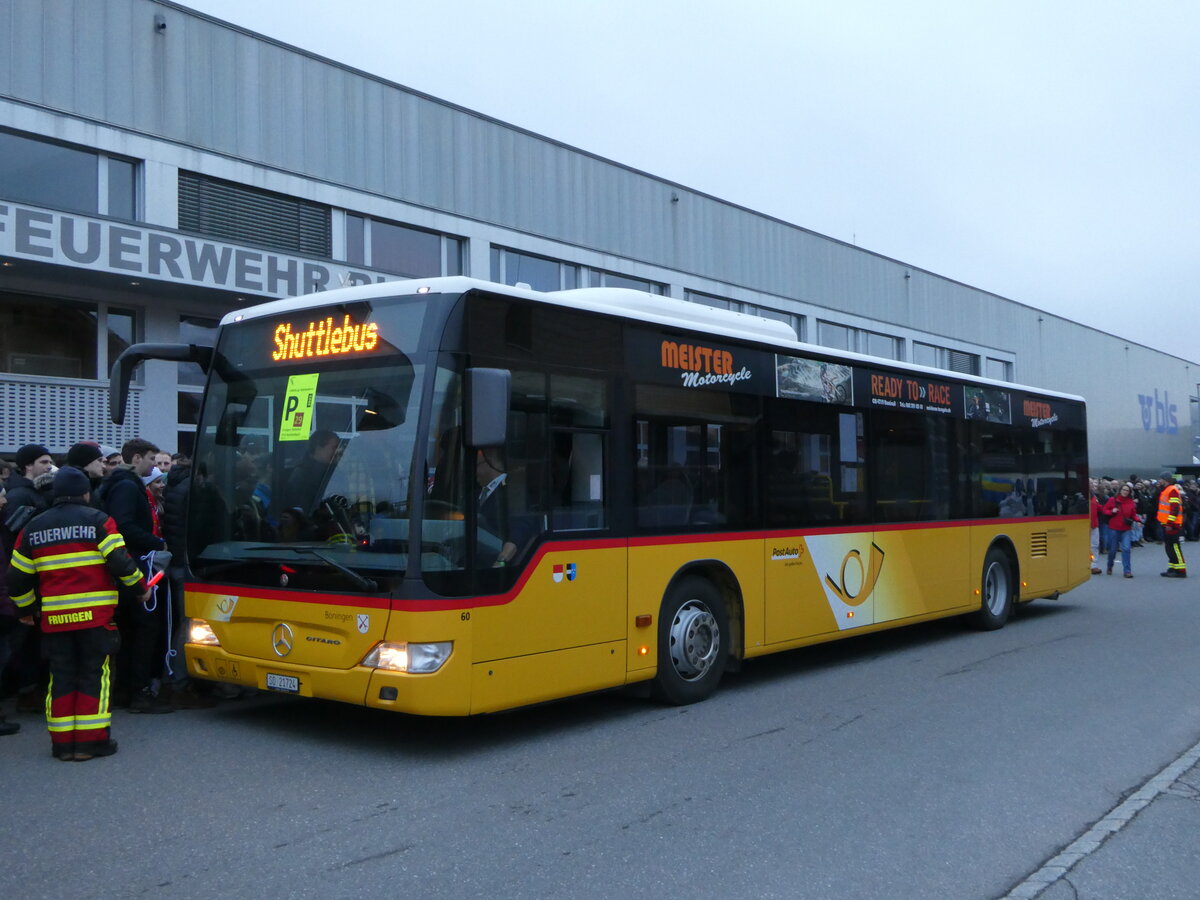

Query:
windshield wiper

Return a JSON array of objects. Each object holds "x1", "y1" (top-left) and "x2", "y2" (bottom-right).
[{"x1": 248, "y1": 545, "x2": 379, "y2": 592}]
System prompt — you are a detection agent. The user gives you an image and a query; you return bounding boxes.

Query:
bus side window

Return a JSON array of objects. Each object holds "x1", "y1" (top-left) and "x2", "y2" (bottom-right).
[
  {"x1": 633, "y1": 386, "x2": 759, "y2": 531},
  {"x1": 495, "y1": 370, "x2": 548, "y2": 560},
  {"x1": 976, "y1": 424, "x2": 1022, "y2": 518},
  {"x1": 868, "y1": 411, "x2": 965, "y2": 522},
  {"x1": 421, "y1": 366, "x2": 469, "y2": 590},
  {"x1": 548, "y1": 373, "x2": 609, "y2": 532},
  {"x1": 551, "y1": 431, "x2": 607, "y2": 530},
  {"x1": 765, "y1": 399, "x2": 867, "y2": 526}
]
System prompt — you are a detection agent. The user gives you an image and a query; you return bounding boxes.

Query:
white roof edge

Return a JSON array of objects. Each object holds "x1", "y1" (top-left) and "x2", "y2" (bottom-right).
[
  {"x1": 217, "y1": 276, "x2": 498, "y2": 325},
  {"x1": 546, "y1": 287, "x2": 798, "y2": 344},
  {"x1": 219, "y1": 277, "x2": 1084, "y2": 403}
]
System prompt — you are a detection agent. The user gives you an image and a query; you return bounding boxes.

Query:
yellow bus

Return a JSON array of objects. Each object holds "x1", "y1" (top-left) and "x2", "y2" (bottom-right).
[{"x1": 112, "y1": 277, "x2": 1089, "y2": 715}]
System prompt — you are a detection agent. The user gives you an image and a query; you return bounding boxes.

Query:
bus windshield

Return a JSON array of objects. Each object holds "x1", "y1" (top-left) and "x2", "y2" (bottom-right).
[{"x1": 187, "y1": 294, "x2": 440, "y2": 591}]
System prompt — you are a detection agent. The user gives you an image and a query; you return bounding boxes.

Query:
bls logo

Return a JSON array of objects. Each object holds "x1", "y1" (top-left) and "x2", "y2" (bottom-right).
[
  {"x1": 824, "y1": 543, "x2": 886, "y2": 606},
  {"x1": 1138, "y1": 390, "x2": 1179, "y2": 434}
]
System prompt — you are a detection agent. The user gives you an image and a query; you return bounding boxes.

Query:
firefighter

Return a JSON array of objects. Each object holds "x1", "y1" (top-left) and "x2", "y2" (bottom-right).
[
  {"x1": 7, "y1": 467, "x2": 148, "y2": 761},
  {"x1": 1157, "y1": 472, "x2": 1187, "y2": 578}
]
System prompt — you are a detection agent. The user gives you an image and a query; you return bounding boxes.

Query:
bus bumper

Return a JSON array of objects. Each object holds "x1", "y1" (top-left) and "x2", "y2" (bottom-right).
[{"x1": 185, "y1": 642, "x2": 474, "y2": 716}]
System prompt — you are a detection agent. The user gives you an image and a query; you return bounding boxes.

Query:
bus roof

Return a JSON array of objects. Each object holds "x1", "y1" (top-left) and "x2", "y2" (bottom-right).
[{"x1": 221, "y1": 276, "x2": 1084, "y2": 403}]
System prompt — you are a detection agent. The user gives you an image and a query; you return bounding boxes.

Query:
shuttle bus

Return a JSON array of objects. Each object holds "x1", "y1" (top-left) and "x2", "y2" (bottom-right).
[{"x1": 112, "y1": 277, "x2": 1089, "y2": 715}]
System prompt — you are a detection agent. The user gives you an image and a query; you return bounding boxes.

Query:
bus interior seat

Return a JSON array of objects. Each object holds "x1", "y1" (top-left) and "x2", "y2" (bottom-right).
[{"x1": 640, "y1": 470, "x2": 693, "y2": 526}]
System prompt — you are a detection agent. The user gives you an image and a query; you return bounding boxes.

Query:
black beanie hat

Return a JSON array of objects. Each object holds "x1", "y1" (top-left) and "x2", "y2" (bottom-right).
[
  {"x1": 53, "y1": 466, "x2": 92, "y2": 499},
  {"x1": 15, "y1": 444, "x2": 51, "y2": 470},
  {"x1": 66, "y1": 441, "x2": 103, "y2": 468}
]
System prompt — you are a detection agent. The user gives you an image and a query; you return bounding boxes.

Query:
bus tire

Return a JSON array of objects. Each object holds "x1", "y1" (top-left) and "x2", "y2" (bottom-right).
[
  {"x1": 973, "y1": 547, "x2": 1013, "y2": 630},
  {"x1": 651, "y1": 576, "x2": 728, "y2": 705}
]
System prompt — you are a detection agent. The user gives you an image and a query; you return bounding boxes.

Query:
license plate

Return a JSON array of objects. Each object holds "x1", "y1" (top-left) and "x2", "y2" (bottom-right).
[{"x1": 265, "y1": 673, "x2": 299, "y2": 693}]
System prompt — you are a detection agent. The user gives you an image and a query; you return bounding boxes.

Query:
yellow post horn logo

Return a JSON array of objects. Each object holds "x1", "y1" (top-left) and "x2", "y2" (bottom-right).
[{"x1": 824, "y1": 543, "x2": 886, "y2": 606}]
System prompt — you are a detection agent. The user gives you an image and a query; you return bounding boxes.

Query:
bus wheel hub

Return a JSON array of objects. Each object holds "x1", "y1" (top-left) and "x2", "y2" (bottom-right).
[{"x1": 670, "y1": 601, "x2": 719, "y2": 680}]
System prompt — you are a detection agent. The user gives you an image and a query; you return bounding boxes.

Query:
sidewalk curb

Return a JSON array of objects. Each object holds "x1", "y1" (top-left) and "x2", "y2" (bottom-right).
[{"x1": 1003, "y1": 734, "x2": 1200, "y2": 898}]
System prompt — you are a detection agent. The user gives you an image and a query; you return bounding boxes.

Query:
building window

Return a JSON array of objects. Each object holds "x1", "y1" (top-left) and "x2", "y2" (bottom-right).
[
  {"x1": 106, "y1": 308, "x2": 137, "y2": 372},
  {"x1": 986, "y1": 357, "x2": 1013, "y2": 382},
  {"x1": 0, "y1": 291, "x2": 137, "y2": 380},
  {"x1": 586, "y1": 268, "x2": 664, "y2": 294},
  {"x1": 0, "y1": 128, "x2": 138, "y2": 219},
  {"x1": 817, "y1": 320, "x2": 900, "y2": 359},
  {"x1": 106, "y1": 158, "x2": 137, "y2": 220},
  {"x1": 346, "y1": 213, "x2": 365, "y2": 264},
  {"x1": 179, "y1": 171, "x2": 330, "y2": 256},
  {"x1": 346, "y1": 214, "x2": 463, "y2": 277},
  {"x1": 947, "y1": 349, "x2": 980, "y2": 375},
  {"x1": 865, "y1": 331, "x2": 900, "y2": 360},
  {"x1": 491, "y1": 247, "x2": 580, "y2": 292},
  {"x1": 817, "y1": 321, "x2": 851, "y2": 351},
  {"x1": 914, "y1": 341, "x2": 980, "y2": 375}
]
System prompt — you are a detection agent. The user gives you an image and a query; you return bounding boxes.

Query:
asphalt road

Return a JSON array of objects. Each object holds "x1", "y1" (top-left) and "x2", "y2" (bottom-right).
[{"x1": 4, "y1": 544, "x2": 1200, "y2": 899}]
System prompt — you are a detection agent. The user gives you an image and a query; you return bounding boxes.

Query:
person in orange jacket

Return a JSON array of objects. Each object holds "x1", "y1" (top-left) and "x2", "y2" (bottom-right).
[{"x1": 1157, "y1": 472, "x2": 1187, "y2": 578}]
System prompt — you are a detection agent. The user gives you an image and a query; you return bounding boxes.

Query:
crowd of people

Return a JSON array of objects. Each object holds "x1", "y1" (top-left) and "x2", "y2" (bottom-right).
[
  {"x1": 1089, "y1": 472, "x2": 1192, "y2": 579},
  {"x1": 0, "y1": 438, "x2": 224, "y2": 759}
]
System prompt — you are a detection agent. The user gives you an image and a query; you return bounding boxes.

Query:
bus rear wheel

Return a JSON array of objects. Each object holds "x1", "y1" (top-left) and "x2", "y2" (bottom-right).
[
  {"x1": 651, "y1": 576, "x2": 728, "y2": 705},
  {"x1": 973, "y1": 547, "x2": 1014, "y2": 630}
]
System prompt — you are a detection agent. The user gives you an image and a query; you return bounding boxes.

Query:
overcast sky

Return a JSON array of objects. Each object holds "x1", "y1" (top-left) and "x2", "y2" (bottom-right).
[{"x1": 178, "y1": 0, "x2": 1200, "y2": 363}]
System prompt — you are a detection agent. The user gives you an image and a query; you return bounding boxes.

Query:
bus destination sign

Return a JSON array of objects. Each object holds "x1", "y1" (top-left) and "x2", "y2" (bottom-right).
[{"x1": 271, "y1": 315, "x2": 380, "y2": 362}]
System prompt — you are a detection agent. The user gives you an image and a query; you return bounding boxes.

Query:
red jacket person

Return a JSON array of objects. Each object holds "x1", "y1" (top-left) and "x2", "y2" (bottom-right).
[{"x1": 7, "y1": 467, "x2": 148, "y2": 761}]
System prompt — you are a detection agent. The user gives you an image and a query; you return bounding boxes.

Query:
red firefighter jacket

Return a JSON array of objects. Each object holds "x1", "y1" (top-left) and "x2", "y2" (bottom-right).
[{"x1": 7, "y1": 498, "x2": 145, "y2": 632}]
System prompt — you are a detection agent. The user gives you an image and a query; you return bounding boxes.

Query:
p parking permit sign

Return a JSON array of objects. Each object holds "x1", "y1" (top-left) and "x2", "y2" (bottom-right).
[{"x1": 279, "y1": 373, "x2": 319, "y2": 441}]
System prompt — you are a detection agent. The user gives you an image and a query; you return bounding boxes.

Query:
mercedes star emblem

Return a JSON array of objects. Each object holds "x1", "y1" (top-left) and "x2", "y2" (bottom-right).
[{"x1": 271, "y1": 622, "x2": 295, "y2": 658}]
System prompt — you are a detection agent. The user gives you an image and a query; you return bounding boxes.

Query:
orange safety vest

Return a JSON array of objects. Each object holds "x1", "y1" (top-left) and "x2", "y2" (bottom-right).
[{"x1": 1157, "y1": 483, "x2": 1183, "y2": 526}]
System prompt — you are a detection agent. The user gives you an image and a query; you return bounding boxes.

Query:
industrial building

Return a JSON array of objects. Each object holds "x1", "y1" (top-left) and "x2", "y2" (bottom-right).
[{"x1": 0, "y1": 0, "x2": 1193, "y2": 474}]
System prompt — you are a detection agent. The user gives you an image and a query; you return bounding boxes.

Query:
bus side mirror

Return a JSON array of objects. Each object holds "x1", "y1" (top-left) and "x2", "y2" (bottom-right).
[
  {"x1": 464, "y1": 368, "x2": 510, "y2": 448},
  {"x1": 110, "y1": 342, "x2": 214, "y2": 424}
]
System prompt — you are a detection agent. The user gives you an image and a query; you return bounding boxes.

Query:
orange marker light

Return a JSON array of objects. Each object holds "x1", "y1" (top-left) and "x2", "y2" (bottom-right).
[
  {"x1": 637, "y1": 646, "x2": 649, "y2": 656},
  {"x1": 635, "y1": 615, "x2": 652, "y2": 628},
  {"x1": 847, "y1": 610, "x2": 854, "y2": 618}
]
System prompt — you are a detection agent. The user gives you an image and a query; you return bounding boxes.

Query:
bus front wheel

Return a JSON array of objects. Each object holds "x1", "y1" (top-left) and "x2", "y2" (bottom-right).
[
  {"x1": 651, "y1": 576, "x2": 728, "y2": 705},
  {"x1": 973, "y1": 547, "x2": 1014, "y2": 630}
]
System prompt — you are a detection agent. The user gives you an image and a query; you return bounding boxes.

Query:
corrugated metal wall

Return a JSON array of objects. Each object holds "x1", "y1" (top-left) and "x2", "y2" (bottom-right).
[{"x1": 0, "y1": 0, "x2": 956, "y2": 311}]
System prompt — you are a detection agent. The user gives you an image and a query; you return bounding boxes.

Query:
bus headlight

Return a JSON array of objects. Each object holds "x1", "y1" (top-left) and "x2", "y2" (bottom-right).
[
  {"x1": 189, "y1": 619, "x2": 220, "y2": 646},
  {"x1": 362, "y1": 641, "x2": 452, "y2": 674}
]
